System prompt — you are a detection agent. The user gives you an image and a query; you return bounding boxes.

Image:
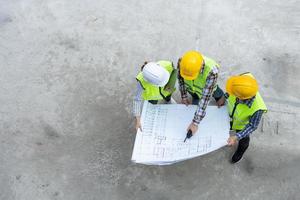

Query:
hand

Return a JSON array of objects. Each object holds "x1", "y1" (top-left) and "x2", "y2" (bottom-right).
[
  {"x1": 135, "y1": 117, "x2": 142, "y2": 132},
  {"x1": 181, "y1": 98, "x2": 191, "y2": 106},
  {"x1": 227, "y1": 135, "x2": 238, "y2": 146},
  {"x1": 187, "y1": 122, "x2": 198, "y2": 135},
  {"x1": 216, "y1": 96, "x2": 226, "y2": 108}
]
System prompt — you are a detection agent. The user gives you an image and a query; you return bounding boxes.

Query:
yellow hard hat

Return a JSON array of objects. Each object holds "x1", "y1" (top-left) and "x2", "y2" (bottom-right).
[
  {"x1": 180, "y1": 50, "x2": 204, "y2": 80},
  {"x1": 226, "y1": 74, "x2": 259, "y2": 100}
]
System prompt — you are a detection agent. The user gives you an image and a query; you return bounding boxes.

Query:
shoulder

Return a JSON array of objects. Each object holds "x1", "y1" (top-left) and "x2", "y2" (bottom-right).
[
  {"x1": 136, "y1": 71, "x2": 143, "y2": 77},
  {"x1": 203, "y1": 57, "x2": 219, "y2": 74},
  {"x1": 208, "y1": 65, "x2": 219, "y2": 76},
  {"x1": 136, "y1": 72, "x2": 144, "y2": 82}
]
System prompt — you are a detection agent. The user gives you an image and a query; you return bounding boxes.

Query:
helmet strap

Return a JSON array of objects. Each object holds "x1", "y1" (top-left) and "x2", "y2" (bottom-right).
[{"x1": 141, "y1": 61, "x2": 148, "y2": 70}]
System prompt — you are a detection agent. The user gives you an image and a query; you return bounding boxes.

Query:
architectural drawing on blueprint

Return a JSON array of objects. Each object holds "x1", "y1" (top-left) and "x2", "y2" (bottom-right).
[
  {"x1": 132, "y1": 101, "x2": 230, "y2": 165},
  {"x1": 138, "y1": 135, "x2": 212, "y2": 160}
]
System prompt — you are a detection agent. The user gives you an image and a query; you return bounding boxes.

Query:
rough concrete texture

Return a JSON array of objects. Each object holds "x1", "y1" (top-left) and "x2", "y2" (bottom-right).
[{"x1": 0, "y1": 0, "x2": 300, "y2": 199}]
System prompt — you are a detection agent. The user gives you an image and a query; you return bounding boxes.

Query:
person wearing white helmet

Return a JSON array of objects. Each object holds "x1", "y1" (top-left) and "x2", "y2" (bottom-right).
[{"x1": 133, "y1": 61, "x2": 177, "y2": 131}]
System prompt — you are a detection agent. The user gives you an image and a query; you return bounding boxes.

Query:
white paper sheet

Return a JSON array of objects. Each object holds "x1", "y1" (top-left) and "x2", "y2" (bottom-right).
[{"x1": 131, "y1": 101, "x2": 230, "y2": 165}]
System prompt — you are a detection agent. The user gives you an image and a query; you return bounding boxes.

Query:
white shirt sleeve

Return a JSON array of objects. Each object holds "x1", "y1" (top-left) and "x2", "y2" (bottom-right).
[{"x1": 132, "y1": 82, "x2": 144, "y2": 117}]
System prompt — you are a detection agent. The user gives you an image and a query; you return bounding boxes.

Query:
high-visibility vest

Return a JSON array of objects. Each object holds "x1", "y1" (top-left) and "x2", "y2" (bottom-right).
[
  {"x1": 183, "y1": 56, "x2": 219, "y2": 98},
  {"x1": 136, "y1": 60, "x2": 176, "y2": 101},
  {"x1": 227, "y1": 73, "x2": 268, "y2": 130}
]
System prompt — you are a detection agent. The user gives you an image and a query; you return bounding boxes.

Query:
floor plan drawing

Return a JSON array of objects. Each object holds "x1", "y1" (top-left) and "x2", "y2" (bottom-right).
[{"x1": 132, "y1": 101, "x2": 230, "y2": 165}]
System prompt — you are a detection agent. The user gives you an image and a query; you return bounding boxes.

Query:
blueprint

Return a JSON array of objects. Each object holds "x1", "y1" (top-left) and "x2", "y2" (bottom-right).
[{"x1": 131, "y1": 101, "x2": 230, "y2": 165}]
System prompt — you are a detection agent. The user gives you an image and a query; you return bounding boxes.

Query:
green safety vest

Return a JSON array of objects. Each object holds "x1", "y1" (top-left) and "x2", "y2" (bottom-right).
[
  {"x1": 227, "y1": 73, "x2": 268, "y2": 130},
  {"x1": 136, "y1": 60, "x2": 176, "y2": 101},
  {"x1": 183, "y1": 56, "x2": 219, "y2": 98}
]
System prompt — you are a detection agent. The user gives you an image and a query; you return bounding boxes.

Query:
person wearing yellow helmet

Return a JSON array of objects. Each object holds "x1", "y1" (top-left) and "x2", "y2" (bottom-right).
[
  {"x1": 178, "y1": 50, "x2": 226, "y2": 135},
  {"x1": 225, "y1": 72, "x2": 267, "y2": 163},
  {"x1": 133, "y1": 61, "x2": 177, "y2": 131}
]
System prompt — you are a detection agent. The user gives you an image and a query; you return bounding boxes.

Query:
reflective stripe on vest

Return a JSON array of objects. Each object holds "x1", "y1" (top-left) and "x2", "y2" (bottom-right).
[
  {"x1": 183, "y1": 56, "x2": 219, "y2": 99},
  {"x1": 136, "y1": 60, "x2": 174, "y2": 101},
  {"x1": 227, "y1": 73, "x2": 268, "y2": 130}
]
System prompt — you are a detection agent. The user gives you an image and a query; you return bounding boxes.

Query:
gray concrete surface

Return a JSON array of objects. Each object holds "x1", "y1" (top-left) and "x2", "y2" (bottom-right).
[{"x1": 0, "y1": 0, "x2": 300, "y2": 199}]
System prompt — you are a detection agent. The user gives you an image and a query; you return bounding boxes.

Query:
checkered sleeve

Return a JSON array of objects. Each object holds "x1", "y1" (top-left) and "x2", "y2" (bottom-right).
[
  {"x1": 192, "y1": 67, "x2": 218, "y2": 124},
  {"x1": 177, "y1": 59, "x2": 188, "y2": 99},
  {"x1": 236, "y1": 110, "x2": 264, "y2": 140}
]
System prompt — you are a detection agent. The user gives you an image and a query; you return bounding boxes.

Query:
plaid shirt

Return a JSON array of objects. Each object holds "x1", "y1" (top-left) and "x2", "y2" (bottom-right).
[
  {"x1": 178, "y1": 63, "x2": 219, "y2": 125},
  {"x1": 225, "y1": 94, "x2": 264, "y2": 140}
]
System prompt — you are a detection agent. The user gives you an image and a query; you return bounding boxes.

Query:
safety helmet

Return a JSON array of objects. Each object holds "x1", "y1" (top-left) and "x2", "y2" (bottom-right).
[
  {"x1": 226, "y1": 74, "x2": 259, "y2": 100},
  {"x1": 142, "y1": 62, "x2": 170, "y2": 87},
  {"x1": 180, "y1": 50, "x2": 204, "y2": 80}
]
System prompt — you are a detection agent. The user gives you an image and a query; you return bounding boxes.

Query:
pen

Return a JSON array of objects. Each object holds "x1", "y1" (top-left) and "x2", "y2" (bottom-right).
[{"x1": 184, "y1": 130, "x2": 193, "y2": 142}]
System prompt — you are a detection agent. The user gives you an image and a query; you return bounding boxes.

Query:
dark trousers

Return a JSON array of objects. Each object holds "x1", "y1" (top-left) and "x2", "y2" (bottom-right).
[{"x1": 236, "y1": 136, "x2": 250, "y2": 155}]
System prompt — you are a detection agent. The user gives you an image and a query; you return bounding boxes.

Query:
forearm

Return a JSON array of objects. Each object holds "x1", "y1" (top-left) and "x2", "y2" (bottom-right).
[
  {"x1": 133, "y1": 99, "x2": 143, "y2": 117},
  {"x1": 178, "y1": 74, "x2": 187, "y2": 99},
  {"x1": 132, "y1": 82, "x2": 144, "y2": 117},
  {"x1": 193, "y1": 92, "x2": 212, "y2": 124},
  {"x1": 193, "y1": 71, "x2": 218, "y2": 124},
  {"x1": 236, "y1": 110, "x2": 264, "y2": 139},
  {"x1": 236, "y1": 124, "x2": 256, "y2": 140},
  {"x1": 177, "y1": 60, "x2": 187, "y2": 99}
]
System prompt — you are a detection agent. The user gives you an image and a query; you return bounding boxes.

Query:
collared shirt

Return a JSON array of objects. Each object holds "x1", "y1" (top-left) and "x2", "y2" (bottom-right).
[
  {"x1": 178, "y1": 64, "x2": 219, "y2": 125},
  {"x1": 225, "y1": 93, "x2": 264, "y2": 140}
]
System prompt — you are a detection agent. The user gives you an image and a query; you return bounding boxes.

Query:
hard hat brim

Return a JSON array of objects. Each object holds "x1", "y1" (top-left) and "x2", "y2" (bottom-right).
[
  {"x1": 226, "y1": 75, "x2": 259, "y2": 99},
  {"x1": 142, "y1": 62, "x2": 170, "y2": 87},
  {"x1": 226, "y1": 76, "x2": 237, "y2": 95},
  {"x1": 180, "y1": 70, "x2": 198, "y2": 80},
  {"x1": 156, "y1": 70, "x2": 170, "y2": 87}
]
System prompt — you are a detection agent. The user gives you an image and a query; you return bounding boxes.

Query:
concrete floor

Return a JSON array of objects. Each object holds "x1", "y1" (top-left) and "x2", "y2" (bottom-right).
[{"x1": 0, "y1": 0, "x2": 300, "y2": 199}]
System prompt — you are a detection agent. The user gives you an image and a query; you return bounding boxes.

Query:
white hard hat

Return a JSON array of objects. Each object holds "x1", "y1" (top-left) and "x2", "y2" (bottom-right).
[{"x1": 142, "y1": 62, "x2": 170, "y2": 87}]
